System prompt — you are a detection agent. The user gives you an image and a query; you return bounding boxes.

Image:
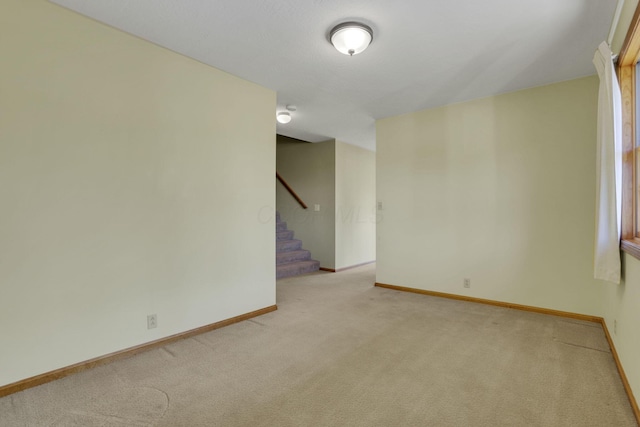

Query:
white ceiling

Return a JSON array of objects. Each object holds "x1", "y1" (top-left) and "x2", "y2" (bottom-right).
[{"x1": 51, "y1": 0, "x2": 618, "y2": 151}]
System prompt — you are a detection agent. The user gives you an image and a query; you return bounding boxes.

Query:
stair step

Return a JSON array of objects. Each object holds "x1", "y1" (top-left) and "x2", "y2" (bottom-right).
[
  {"x1": 277, "y1": 250, "x2": 311, "y2": 265},
  {"x1": 276, "y1": 230, "x2": 294, "y2": 241},
  {"x1": 277, "y1": 239, "x2": 302, "y2": 252},
  {"x1": 276, "y1": 260, "x2": 320, "y2": 279},
  {"x1": 274, "y1": 212, "x2": 319, "y2": 279}
]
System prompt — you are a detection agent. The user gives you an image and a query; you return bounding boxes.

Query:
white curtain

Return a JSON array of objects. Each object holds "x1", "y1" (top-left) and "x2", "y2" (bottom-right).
[{"x1": 593, "y1": 41, "x2": 623, "y2": 284}]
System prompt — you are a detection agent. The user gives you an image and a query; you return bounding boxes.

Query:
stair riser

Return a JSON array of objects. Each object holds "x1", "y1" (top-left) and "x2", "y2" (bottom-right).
[
  {"x1": 276, "y1": 222, "x2": 287, "y2": 232},
  {"x1": 277, "y1": 250, "x2": 311, "y2": 265},
  {"x1": 276, "y1": 260, "x2": 320, "y2": 279},
  {"x1": 277, "y1": 240, "x2": 302, "y2": 252},
  {"x1": 276, "y1": 230, "x2": 294, "y2": 241}
]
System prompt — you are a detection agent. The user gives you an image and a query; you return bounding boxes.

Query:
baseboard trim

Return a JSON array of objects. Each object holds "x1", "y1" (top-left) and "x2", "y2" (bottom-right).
[
  {"x1": 601, "y1": 320, "x2": 640, "y2": 425},
  {"x1": 336, "y1": 261, "x2": 376, "y2": 273},
  {"x1": 320, "y1": 261, "x2": 376, "y2": 273},
  {"x1": 0, "y1": 305, "x2": 277, "y2": 398},
  {"x1": 375, "y1": 282, "x2": 640, "y2": 423},
  {"x1": 375, "y1": 282, "x2": 601, "y2": 322}
]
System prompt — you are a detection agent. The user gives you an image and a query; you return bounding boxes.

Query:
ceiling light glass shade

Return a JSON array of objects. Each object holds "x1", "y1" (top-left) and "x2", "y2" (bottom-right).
[
  {"x1": 277, "y1": 112, "x2": 291, "y2": 124},
  {"x1": 330, "y1": 22, "x2": 373, "y2": 56}
]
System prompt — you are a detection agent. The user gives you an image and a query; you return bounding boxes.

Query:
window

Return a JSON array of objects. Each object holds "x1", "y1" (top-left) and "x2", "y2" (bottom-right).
[{"x1": 619, "y1": 4, "x2": 640, "y2": 259}]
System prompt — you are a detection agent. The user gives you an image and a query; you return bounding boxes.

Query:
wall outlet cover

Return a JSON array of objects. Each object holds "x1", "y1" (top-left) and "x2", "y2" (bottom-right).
[{"x1": 147, "y1": 314, "x2": 157, "y2": 329}]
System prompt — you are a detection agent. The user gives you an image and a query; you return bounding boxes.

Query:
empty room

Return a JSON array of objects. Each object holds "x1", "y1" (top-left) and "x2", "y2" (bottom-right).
[{"x1": 1, "y1": 0, "x2": 640, "y2": 425}]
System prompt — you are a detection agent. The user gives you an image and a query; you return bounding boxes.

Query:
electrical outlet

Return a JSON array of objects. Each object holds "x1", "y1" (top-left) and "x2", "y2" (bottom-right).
[
  {"x1": 464, "y1": 278, "x2": 471, "y2": 288},
  {"x1": 314, "y1": 204, "x2": 320, "y2": 212},
  {"x1": 614, "y1": 319, "x2": 617, "y2": 335},
  {"x1": 147, "y1": 314, "x2": 157, "y2": 329}
]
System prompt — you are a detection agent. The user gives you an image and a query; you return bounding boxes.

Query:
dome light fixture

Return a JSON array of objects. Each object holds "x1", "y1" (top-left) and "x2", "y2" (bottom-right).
[
  {"x1": 277, "y1": 111, "x2": 291, "y2": 124},
  {"x1": 329, "y1": 21, "x2": 373, "y2": 56}
]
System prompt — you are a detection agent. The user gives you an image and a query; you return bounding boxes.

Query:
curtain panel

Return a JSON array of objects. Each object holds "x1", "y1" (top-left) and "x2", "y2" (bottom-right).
[{"x1": 593, "y1": 41, "x2": 622, "y2": 284}]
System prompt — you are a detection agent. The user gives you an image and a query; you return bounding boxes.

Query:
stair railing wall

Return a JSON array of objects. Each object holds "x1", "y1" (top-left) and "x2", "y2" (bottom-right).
[{"x1": 276, "y1": 172, "x2": 308, "y2": 209}]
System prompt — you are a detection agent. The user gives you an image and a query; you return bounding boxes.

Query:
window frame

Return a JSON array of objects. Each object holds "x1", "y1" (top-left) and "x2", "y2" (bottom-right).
[{"x1": 619, "y1": 4, "x2": 640, "y2": 260}]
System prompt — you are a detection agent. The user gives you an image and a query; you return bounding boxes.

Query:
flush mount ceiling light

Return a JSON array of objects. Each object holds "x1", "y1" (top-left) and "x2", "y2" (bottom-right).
[
  {"x1": 329, "y1": 21, "x2": 373, "y2": 56},
  {"x1": 277, "y1": 111, "x2": 291, "y2": 124}
]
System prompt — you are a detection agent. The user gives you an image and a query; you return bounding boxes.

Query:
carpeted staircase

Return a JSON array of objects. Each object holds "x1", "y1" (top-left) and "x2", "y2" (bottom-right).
[{"x1": 276, "y1": 211, "x2": 320, "y2": 279}]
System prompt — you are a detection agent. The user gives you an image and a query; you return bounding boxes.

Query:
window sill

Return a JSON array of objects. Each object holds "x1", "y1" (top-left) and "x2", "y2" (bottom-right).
[{"x1": 621, "y1": 239, "x2": 640, "y2": 260}]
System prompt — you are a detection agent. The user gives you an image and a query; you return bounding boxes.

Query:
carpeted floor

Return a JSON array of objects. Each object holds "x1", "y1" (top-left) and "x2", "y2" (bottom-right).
[{"x1": 0, "y1": 264, "x2": 637, "y2": 426}]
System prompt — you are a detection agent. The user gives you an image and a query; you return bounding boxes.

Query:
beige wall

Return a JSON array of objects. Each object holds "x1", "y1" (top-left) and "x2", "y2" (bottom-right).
[
  {"x1": 602, "y1": 254, "x2": 640, "y2": 406},
  {"x1": 377, "y1": 76, "x2": 606, "y2": 315},
  {"x1": 0, "y1": 0, "x2": 275, "y2": 387},
  {"x1": 276, "y1": 136, "x2": 336, "y2": 269},
  {"x1": 335, "y1": 141, "x2": 376, "y2": 269}
]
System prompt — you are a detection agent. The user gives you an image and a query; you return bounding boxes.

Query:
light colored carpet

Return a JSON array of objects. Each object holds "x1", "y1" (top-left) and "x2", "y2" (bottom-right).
[{"x1": 0, "y1": 264, "x2": 636, "y2": 426}]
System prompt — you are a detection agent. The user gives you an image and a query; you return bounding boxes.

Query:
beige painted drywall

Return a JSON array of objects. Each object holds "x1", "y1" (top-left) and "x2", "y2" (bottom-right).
[
  {"x1": 335, "y1": 141, "x2": 376, "y2": 269},
  {"x1": 601, "y1": 254, "x2": 640, "y2": 407},
  {"x1": 377, "y1": 76, "x2": 607, "y2": 315},
  {"x1": 276, "y1": 136, "x2": 336, "y2": 269},
  {"x1": 0, "y1": 0, "x2": 275, "y2": 387}
]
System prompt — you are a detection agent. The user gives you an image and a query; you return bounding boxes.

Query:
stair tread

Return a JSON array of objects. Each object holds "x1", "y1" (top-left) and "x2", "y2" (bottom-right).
[
  {"x1": 276, "y1": 259, "x2": 320, "y2": 279},
  {"x1": 278, "y1": 260, "x2": 320, "y2": 267},
  {"x1": 277, "y1": 249, "x2": 309, "y2": 256},
  {"x1": 276, "y1": 249, "x2": 309, "y2": 256}
]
